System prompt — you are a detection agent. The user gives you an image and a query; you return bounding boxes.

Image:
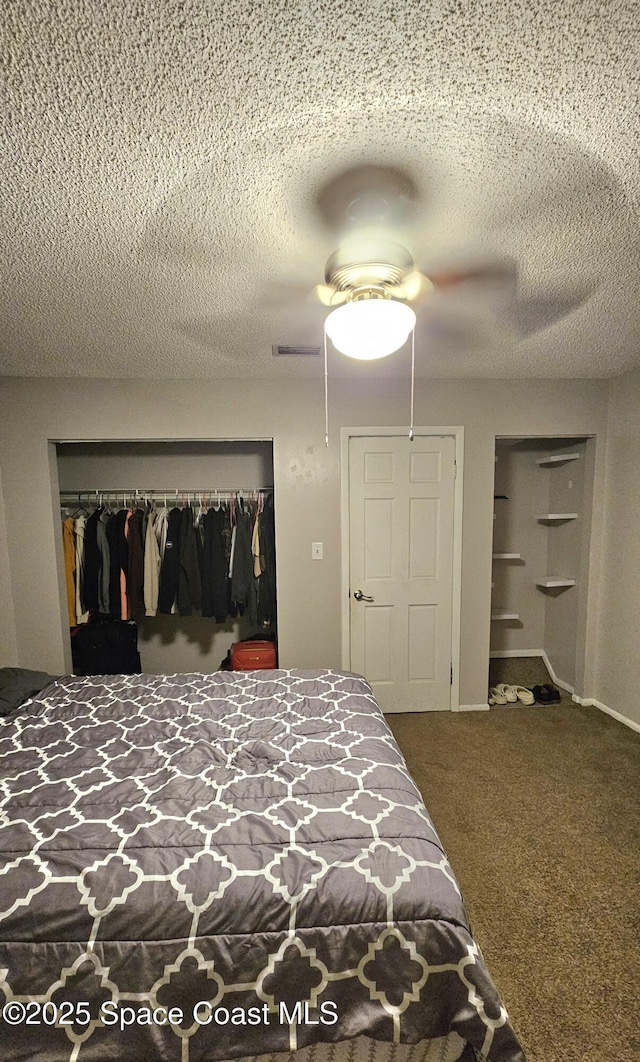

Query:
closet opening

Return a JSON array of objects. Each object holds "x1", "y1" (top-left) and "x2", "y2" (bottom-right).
[
  {"x1": 55, "y1": 439, "x2": 276, "y2": 675},
  {"x1": 489, "y1": 435, "x2": 595, "y2": 706}
]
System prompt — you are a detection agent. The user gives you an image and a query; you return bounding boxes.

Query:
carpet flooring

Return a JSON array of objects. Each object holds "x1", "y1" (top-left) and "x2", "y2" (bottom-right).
[{"x1": 386, "y1": 701, "x2": 640, "y2": 1062}]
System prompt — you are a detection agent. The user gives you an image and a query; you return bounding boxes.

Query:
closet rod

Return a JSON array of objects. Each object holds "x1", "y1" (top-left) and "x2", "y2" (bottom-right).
[
  {"x1": 59, "y1": 487, "x2": 273, "y2": 503},
  {"x1": 60, "y1": 486, "x2": 273, "y2": 495}
]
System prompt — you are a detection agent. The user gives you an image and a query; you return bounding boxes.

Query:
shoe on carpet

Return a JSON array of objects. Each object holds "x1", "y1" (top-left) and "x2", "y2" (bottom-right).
[
  {"x1": 511, "y1": 684, "x2": 535, "y2": 705},
  {"x1": 489, "y1": 686, "x2": 509, "y2": 705},
  {"x1": 495, "y1": 683, "x2": 518, "y2": 703}
]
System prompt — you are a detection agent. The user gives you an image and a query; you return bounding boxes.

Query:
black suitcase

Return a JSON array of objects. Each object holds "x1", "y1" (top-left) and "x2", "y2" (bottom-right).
[{"x1": 71, "y1": 620, "x2": 141, "y2": 676}]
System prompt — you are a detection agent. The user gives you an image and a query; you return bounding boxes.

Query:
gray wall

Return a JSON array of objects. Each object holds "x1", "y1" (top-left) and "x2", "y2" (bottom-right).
[
  {"x1": 0, "y1": 375, "x2": 608, "y2": 708},
  {"x1": 0, "y1": 466, "x2": 17, "y2": 664},
  {"x1": 56, "y1": 441, "x2": 273, "y2": 496},
  {"x1": 595, "y1": 368, "x2": 640, "y2": 727},
  {"x1": 544, "y1": 439, "x2": 590, "y2": 689}
]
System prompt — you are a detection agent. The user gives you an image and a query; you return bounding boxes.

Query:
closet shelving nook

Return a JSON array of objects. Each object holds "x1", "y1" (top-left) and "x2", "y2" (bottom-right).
[
  {"x1": 535, "y1": 451, "x2": 580, "y2": 593},
  {"x1": 535, "y1": 578, "x2": 576, "y2": 588},
  {"x1": 490, "y1": 437, "x2": 594, "y2": 695},
  {"x1": 536, "y1": 453, "x2": 580, "y2": 466},
  {"x1": 491, "y1": 481, "x2": 521, "y2": 620},
  {"x1": 536, "y1": 513, "x2": 579, "y2": 521}
]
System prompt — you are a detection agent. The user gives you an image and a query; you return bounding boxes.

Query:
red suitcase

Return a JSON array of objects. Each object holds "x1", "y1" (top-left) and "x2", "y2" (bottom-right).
[{"x1": 230, "y1": 639, "x2": 277, "y2": 670}]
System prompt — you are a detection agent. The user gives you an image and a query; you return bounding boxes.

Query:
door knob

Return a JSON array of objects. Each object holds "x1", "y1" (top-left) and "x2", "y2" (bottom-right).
[{"x1": 353, "y1": 590, "x2": 374, "y2": 601}]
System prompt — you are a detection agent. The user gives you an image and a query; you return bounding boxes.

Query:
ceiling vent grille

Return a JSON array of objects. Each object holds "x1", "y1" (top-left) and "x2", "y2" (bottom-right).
[{"x1": 272, "y1": 345, "x2": 321, "y2": 357}]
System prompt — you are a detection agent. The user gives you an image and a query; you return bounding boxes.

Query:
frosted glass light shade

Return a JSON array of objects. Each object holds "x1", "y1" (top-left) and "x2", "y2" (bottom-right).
[{"x1": 324, "y1": 299, "x2": 416, "y2": 359}]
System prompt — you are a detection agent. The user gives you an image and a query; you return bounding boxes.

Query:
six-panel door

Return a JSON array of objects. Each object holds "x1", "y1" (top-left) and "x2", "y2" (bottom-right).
[{"x1": 349, "y1": 435, "x2": 455, "y2": 712}]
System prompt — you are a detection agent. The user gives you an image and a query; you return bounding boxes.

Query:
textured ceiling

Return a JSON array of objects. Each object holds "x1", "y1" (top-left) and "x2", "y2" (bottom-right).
[{"x1": 1, "y1": 0, "x2": 639, "y2": 380}]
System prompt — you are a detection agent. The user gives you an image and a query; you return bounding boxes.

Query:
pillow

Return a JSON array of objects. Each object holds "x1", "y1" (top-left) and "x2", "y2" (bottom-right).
[{"x1": 0, "y1": 668, "x2": 62, "y2": 717}]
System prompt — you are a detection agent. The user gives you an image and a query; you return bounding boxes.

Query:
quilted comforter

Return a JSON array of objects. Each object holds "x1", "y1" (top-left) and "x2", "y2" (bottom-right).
[{"x1": 0, "y1": 670, "x2": 525, "y2": 1062}]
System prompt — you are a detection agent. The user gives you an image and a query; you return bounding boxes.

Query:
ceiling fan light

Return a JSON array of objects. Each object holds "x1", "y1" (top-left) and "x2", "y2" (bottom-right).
[{"x1": 324, "y1": 299, "x2": 416, "y2": 360}]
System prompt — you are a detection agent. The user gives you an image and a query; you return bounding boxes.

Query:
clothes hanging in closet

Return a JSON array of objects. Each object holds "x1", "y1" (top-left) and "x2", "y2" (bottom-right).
[
  {"x1": 105, "y1": 509, "x2": 124, "y2": 618},
  {"x1": 201, "y1": 506, "x2": 229, "y2": 622},
  {"x1": 230, "y1": 504, "x2": 252, "y2": 609},
  {"x1": 62, "y1": 517, "x2": 76, "y2": 626},
  {"x1": 61, "y1": 493, "x2": 276, "y2": 629},
  {"x1": 144, "y1": 510, "x2": 161, "y2": 617},
  {"x1": 158, "y1": 507, "x2": 182, "y2": 614},
  {"x1": 97, "y1": 510, "x2": 111, "y2": 614},
  {"x1": 74, "y1": 514, "x2": 89, "y2": 624},
  {"x1": 178, "y1": 506, "x2": 201, "y2": 616},
  {"x1": 126, "y1": 508, "x2": 145, "y2": 619},
  {"x1": 256, "y1": 492, "x2": 276, "y2": 625},
  {"x1": 83, "y1": 507, "x2": 102, "y2": 614}
]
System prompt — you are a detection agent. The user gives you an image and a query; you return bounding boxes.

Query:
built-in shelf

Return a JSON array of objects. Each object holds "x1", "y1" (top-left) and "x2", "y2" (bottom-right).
[
  {"x1": 491, "y1": 610, "x2": 520, "y2": 620},
  {"x1": 536, "y1": 578, "x2": 576, "y2": 588},
  {"x1": 492, "y1": 553, "x2": 521, "y2": 560},
  {"x1": 536, "y1": 453, "x2": 580, "y2": 466},
  {"x1": 537, "y1": 513, "x2": 579, "y2": 521}
]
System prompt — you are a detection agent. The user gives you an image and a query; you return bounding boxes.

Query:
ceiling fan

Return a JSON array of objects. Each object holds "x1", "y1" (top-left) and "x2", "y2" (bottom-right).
[
  {"x1": 271, "y1": 162, "x2": 592, "y2": 360},
  {"x1": 266, "y1": 161, "x2": 595, "y2": 443},
  {"x1": 312, "y1": 228, "x2": 517, "y2": 360}
]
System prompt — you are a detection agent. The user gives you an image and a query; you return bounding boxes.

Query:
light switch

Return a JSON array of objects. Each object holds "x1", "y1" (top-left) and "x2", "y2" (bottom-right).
[{"x1": 311, "y1": 541, "x2": 323, "y2": 560}]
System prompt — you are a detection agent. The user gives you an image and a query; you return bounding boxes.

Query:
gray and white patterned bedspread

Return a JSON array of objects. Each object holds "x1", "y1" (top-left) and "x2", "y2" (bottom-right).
[{"x1": 0, "y1": 669, "x2": 525, "y2": 1062}]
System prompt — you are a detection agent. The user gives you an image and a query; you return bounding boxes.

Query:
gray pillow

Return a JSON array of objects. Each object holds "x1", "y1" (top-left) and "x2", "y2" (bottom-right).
[{"x1": 0, "y1": 668, "x2": 62, "y2": 717}]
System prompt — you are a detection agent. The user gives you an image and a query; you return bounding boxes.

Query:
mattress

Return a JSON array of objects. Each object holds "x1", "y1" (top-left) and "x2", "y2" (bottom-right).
[{"x1": 0, "y1": 669, "x2": 525, "y2": 1061}]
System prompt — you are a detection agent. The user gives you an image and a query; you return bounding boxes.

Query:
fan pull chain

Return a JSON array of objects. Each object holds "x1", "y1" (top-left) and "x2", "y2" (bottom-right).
[
  {"x1": 409, "y1": 324, "x2": 415, "y2": 441},
  {"x1": 324, "y1": 330, "x2": 329, "y2": 447}
]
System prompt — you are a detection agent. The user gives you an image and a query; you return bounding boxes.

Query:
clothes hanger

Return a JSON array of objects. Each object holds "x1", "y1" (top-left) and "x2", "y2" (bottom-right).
[{"x1": 70, "y1": 493, "x2": 91, "y2": 518}]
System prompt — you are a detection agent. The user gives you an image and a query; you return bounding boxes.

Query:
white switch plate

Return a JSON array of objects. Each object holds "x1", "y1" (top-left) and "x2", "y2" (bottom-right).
[{"x1": 311, "y1": 541, "x2": 323, "y2": 560}]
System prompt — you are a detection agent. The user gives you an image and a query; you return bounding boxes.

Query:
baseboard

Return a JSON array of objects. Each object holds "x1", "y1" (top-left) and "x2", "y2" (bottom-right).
[
  {"x1": 456, "y1": 703, "x2": 490, "y2": 712},
  {"x1": 489, "y1": 649, "x2": 545, "y2": 658},
  {"x1": 571, "y1": 695, "x2": 640, "y2": 735},
  {"x1": 539, "y1": 651, "x2": 574, "y2": 694}
]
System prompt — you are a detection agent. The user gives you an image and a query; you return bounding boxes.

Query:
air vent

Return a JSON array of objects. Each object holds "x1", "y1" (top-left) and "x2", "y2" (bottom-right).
[{"x1": 272, "y1": 345, "x2": 321, "y2": 357}]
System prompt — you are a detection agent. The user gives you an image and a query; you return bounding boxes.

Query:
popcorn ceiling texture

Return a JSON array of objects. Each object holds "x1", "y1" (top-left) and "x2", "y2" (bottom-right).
[{"x1": 1, "y1": 0, "x2": 639, "y2": 379}]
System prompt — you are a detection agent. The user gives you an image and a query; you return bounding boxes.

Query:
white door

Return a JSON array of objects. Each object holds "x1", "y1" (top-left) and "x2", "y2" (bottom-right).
[{"x1": 349, "y1": 435, "x2": 456, "y2": 712}]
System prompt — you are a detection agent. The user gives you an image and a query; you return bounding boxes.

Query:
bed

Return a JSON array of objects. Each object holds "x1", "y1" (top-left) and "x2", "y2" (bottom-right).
[{"x1": 0, "y1": 669, "x2": 525, "y2": 1062}]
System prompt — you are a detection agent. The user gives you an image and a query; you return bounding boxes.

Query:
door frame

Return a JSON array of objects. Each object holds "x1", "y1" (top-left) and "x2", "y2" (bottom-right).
[{"x1": 340, "y1": 426, "x2": 465, "y2": 711}]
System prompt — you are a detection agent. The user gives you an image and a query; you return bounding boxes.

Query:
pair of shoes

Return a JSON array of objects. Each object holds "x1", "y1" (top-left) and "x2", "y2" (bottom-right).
[
  {"x1": 531, "y1": 683, "x2": 561, "y2": 703},
  {"x1": 489, "y1": 683, "x2": 516, "y2": 704},
  {"x1": 489, "y1": 683, "x2": 535, "y2": 706}
]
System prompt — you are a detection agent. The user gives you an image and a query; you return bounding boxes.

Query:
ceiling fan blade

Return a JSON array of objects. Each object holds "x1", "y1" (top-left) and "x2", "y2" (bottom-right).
[
  {"x1": 311, "y1": 283, "x2": 349, "y2": 307},
  {"x1": 311, "y1": 283, "x2": 336, "y2": 306},
  {"x1": 500, "y1": 284, "x2": 595, "y2": 338},
  {"x1": 393, "y1": 270, "x2": 434, "y2": 304},
  {"x1": 418, "y1": 304, "x2": 510, "y2": 353},
  {"x1": 315, "y1": 164, "x2": 420, "y2": 234},
  {"x1": 428, "y1": 257, "x2": 518, "y2": 292},
  {"x1": 416, "y1": 278, "x2": 596, "y2": 352}
]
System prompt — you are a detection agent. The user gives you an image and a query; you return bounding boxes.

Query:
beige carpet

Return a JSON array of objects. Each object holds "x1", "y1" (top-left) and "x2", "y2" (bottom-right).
[{"x1": 386, "y1": 702, "x2": 640, "y2": 1062}]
